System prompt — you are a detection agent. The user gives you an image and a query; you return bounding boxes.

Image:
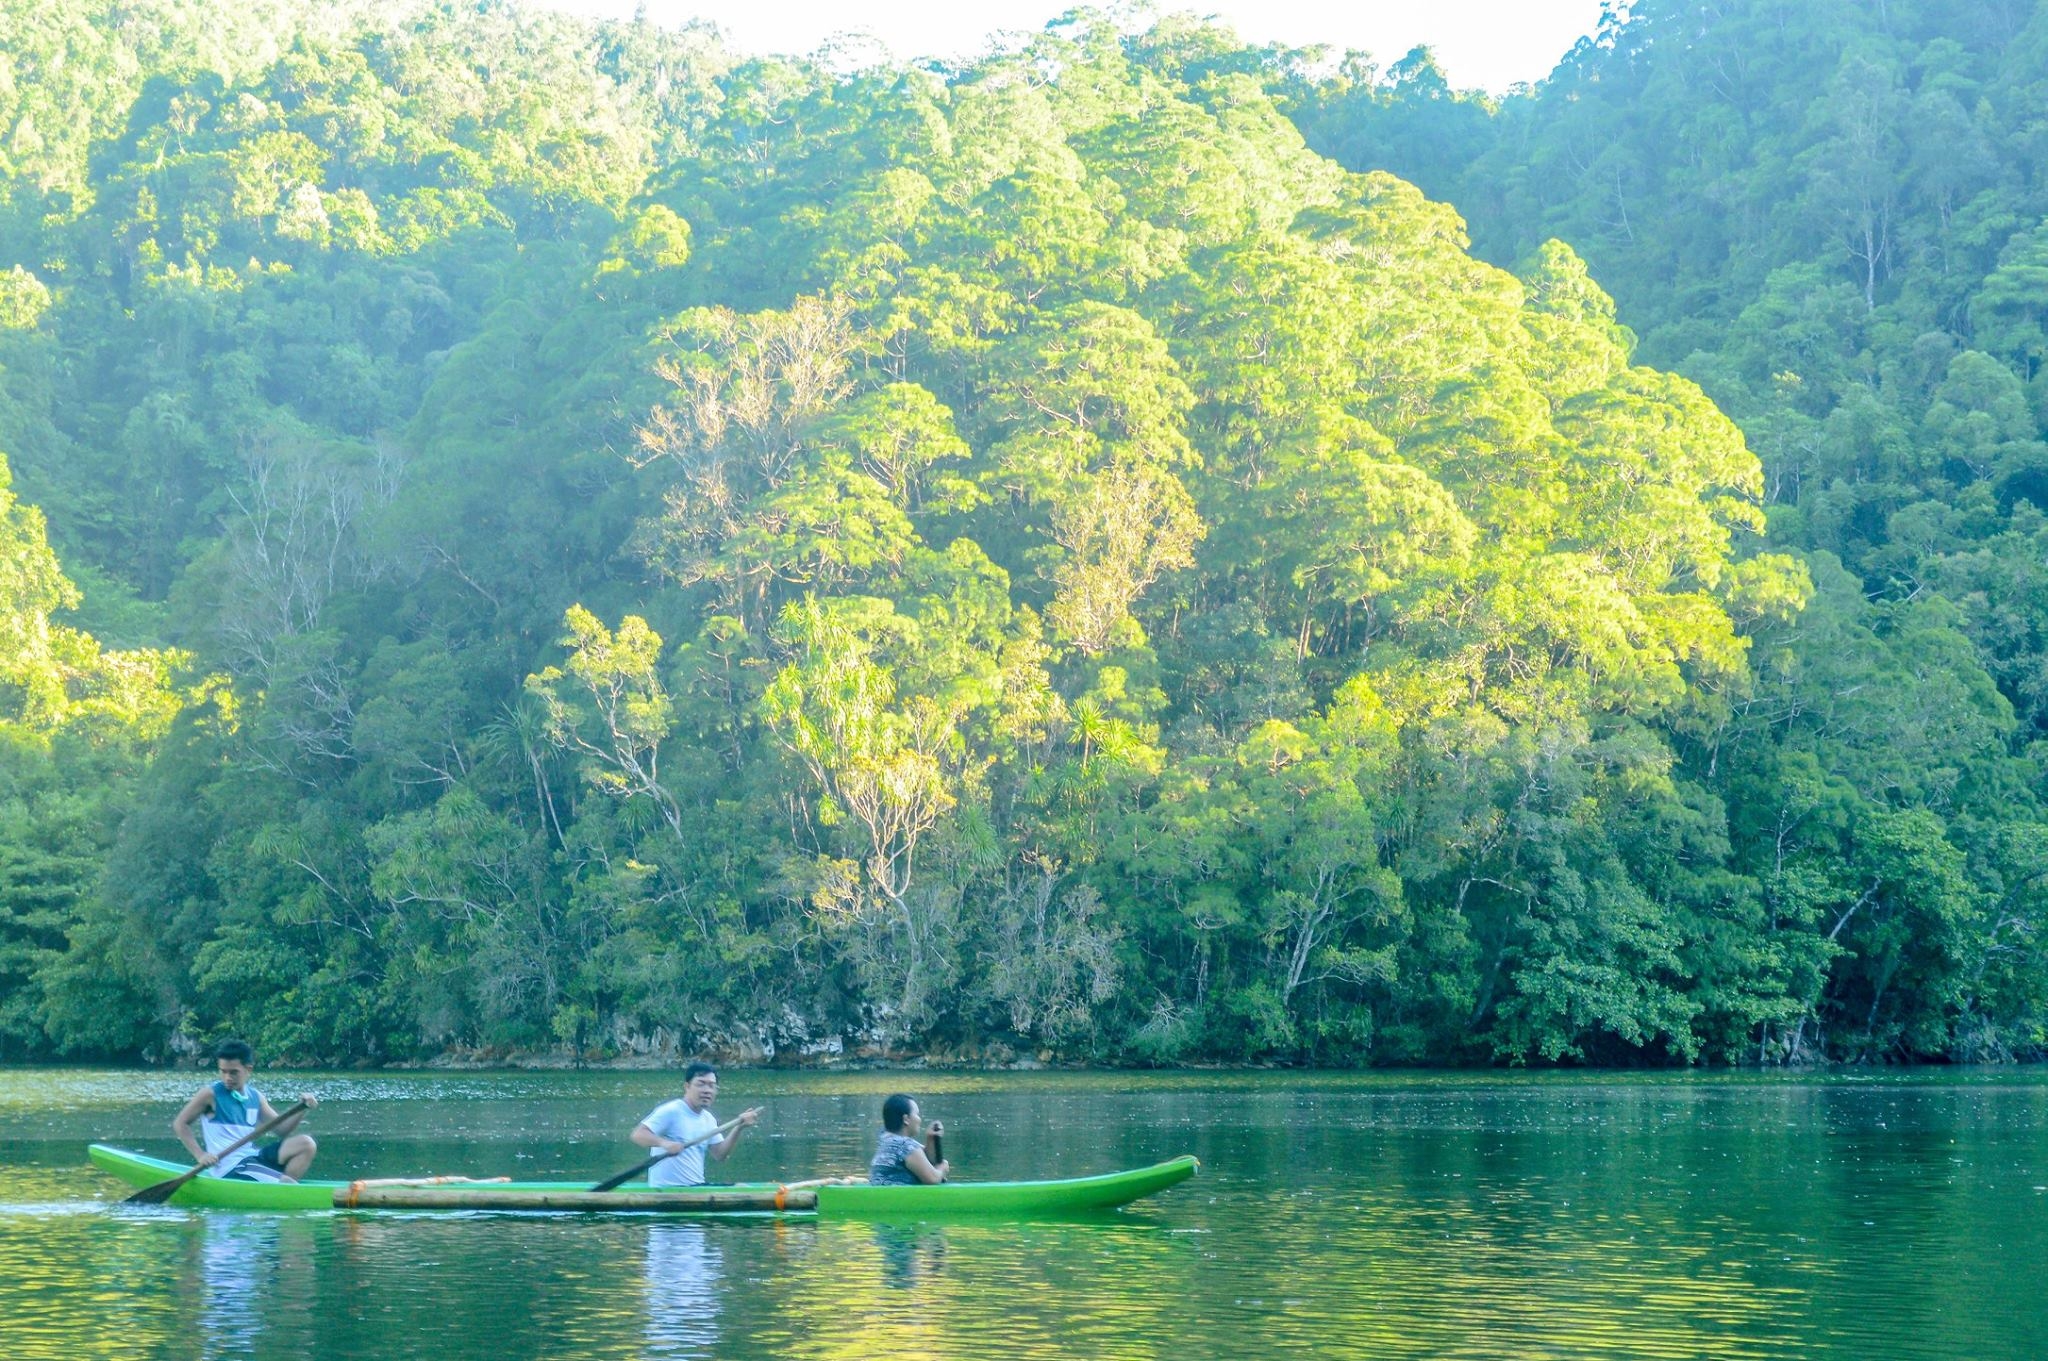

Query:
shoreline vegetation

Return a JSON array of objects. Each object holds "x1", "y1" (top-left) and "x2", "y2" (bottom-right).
[
  {"x1": 301, "y1": 1050, "x2": 2048, "y2": 1072},
  {"x1": 20, "y1": 1050, "x2": 2037, "y2": 1074},
  {"x1": 3, "y1": 0, "x2": 2048, "y2": 1071}
]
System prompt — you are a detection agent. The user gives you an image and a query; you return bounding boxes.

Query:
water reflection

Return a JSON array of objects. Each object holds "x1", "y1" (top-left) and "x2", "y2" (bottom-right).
[
  {"x1": 643, "y1": 1222, "x2": 723, "y2": 1358},
  {"x1": 196, "y1": 1216, "x2": 280, "y2": 1358},
  {"x1": 871, "y1": 1223, "x2": 948, "y2": 1289},
  {"x1": 194, "y1": 1211, "x2": 321, "y2": 1350}
]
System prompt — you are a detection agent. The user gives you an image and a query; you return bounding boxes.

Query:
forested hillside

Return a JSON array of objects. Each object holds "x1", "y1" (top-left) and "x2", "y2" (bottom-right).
[
  {"x1": 1292, "y1": 0, "x2": 2048, "y2": 1061},
  {"x1": 0, "y1": 0, "x2": 2040, "y2": 1067}
]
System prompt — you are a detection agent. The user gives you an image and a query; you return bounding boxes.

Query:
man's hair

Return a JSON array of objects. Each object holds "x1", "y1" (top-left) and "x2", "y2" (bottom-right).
[
  {"x1": 214, "y1": 1039, "x2": 255, "y2": 1066},
  {"x1": 882, "y1": 1093, "x2": 916, "y2": 1133},
  {"x1": 682, "y1": 1061, "x2": 717, "y2": 1084}
]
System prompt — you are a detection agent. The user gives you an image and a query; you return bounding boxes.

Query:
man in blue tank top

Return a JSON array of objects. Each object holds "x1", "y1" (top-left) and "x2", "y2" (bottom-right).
[{"x1": 170, "y1": 1039, "x2": 321, "y2": 1182}]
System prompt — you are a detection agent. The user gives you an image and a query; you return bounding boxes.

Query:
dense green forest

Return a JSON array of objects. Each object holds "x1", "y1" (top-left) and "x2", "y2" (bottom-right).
[{"x1": 0, "y1": 0, "x2": 2042, "y2": 1067}]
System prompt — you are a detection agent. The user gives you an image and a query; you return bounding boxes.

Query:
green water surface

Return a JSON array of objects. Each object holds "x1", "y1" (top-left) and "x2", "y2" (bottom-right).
[{"x1": 1, "y1": 1068, "x2": 2043, "y2": 1359}]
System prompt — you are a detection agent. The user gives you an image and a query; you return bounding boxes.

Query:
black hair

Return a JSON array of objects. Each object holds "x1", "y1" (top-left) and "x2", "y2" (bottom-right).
[
  {"x1": 683, "y1": 1061, "x2": 717, "y2": 1084},
  {"x1": 882, "y1": 1093, "x2": 916, "y2": 1133},
  {"x1": 214, "y1": 1039, "x2": 255, "y2": 1066}
]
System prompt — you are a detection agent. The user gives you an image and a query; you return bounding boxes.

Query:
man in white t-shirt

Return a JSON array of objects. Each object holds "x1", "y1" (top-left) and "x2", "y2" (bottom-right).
[{"x1": 631, "y1": 1062, "x2": 763, "y2": 1187}]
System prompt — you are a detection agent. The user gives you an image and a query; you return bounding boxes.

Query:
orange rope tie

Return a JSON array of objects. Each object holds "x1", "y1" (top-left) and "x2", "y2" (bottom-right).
[{"x1": 773, "y1": 1184, "x2": 788, "y2": 1210}]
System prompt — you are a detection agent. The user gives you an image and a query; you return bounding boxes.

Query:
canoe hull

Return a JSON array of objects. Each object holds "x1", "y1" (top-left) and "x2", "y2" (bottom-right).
[
  {"x1": 817, "y1": 1155, "x2": 1199, "y2": 1218},
  {"x1": 91, "y1": 1146, "x2": 334, "y2": 1209},
  {"x1": 87, "y1": 1145, "x2": 1197, "y2": 1218}
]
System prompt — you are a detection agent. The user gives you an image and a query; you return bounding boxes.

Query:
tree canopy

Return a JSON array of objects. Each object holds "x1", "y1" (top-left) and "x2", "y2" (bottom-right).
[{"x1": 0, "y1": 0, "x2": 2042, "y2": 1066}]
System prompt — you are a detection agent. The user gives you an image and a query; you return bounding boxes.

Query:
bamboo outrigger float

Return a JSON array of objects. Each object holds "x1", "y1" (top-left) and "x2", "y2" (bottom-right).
[
  {"x1": 88, "y1": 1145, "x2": 1199, "y2": 1218},
  {"x1": 337, "y1": 1185, "x2": 821, "y2": 1212}
]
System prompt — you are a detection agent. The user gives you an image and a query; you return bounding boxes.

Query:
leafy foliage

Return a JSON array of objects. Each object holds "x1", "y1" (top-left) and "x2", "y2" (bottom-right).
[{"x1": 0, "y1": 0, "x2": 2041, "y2": 1065}]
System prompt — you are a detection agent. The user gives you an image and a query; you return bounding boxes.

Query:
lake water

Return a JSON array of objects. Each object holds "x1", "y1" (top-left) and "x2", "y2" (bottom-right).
[{"x1": 1, "y1": 1068, "x2": 2043, "y2": 1359}]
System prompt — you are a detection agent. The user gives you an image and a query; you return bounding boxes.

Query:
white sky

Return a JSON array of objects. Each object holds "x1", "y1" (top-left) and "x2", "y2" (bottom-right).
[{"x1": 534, "y1": 1, "x2": 1613, "y2": 93}]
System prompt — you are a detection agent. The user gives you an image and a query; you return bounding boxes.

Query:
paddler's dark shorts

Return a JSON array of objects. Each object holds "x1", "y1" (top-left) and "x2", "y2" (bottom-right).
[{"x1": 220, "y1": 1143, "x2": 289, "y2": 1181}]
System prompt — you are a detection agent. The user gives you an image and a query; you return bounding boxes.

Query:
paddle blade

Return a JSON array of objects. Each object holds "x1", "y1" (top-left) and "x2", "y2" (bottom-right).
[{"x1": 124, "y1": 1171, "x2": 196, "y2": 1205}]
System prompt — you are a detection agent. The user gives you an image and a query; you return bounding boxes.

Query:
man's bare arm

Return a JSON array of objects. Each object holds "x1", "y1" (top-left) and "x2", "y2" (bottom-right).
[
  {"x1": 709, "y1": 1107, "x2": 763, "y2": 1161},
  {"x1": 171, "y1": 1088, "x2": 216, "y2": 1165},
  {"x1": 631, "y1": 1123, "x2": 682, "y2": 1155},
  {"x1": 255, "y1": 1092, "x2": 317, "y2": 1135}
]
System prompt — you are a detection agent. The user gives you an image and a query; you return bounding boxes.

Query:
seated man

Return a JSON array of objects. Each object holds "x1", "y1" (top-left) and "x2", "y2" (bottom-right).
[
  {"x1": 869, "y1": 1093, "x2": 948, "y2": 1185},
  {"x1": 631, "y1": 1062, "x2": 762, "y2": 1187},
  {"x1": 171, "y1": 1039, "x2": 319, "y2": 1182}
]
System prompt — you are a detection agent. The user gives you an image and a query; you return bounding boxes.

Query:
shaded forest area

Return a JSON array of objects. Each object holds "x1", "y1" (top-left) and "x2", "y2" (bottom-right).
[{"x1": 1, "y1": 0, "x2": 2043, "y2": 1067}]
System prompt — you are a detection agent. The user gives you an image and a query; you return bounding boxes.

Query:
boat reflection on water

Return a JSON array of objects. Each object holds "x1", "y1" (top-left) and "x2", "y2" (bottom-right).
[
  {"x1": 196, "y1": 1215, "x2": 282, "y2": 1360},
  {"x1": 872, "y1": 1223, "x2": 948, "y2": 1289},
  {"x1": 642, "y1": 1222, "x2": 723, "y2": 1358}
]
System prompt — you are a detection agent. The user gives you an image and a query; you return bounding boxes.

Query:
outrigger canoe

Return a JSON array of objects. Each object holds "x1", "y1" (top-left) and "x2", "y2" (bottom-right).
[{"x1": 88, "y1": 1145, "x2": 1197, "y2": 1218}]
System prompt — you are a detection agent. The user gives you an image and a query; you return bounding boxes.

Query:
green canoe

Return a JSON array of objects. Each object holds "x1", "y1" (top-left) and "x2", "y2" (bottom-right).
[{"x1": 87, "y1": 1145, "x2": 1198, "y2": 1218}]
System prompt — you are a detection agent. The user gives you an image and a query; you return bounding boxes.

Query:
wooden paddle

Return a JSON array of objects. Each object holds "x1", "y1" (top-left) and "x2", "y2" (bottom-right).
[
  {"x1": 591, "y1": 1112, "x2": 747, "y2": 1193},
  {"x1": 126, "y1": 1100, "x2": 310, "y2": 1204}
]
